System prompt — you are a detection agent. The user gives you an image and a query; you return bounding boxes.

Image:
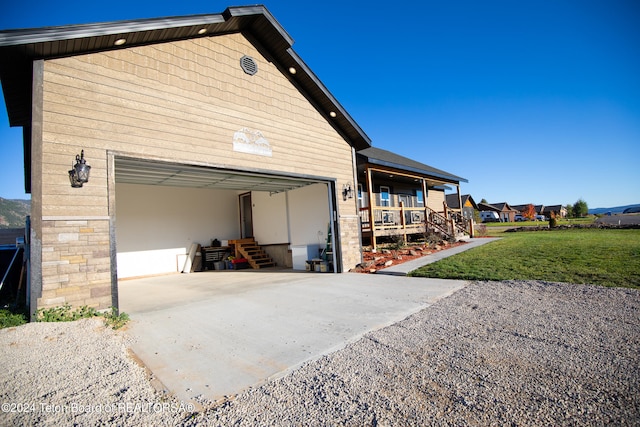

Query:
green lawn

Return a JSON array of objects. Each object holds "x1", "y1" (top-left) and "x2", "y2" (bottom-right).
[
  {"x1": 477, "y1": 217, "x2": 595, "y2": 237},
  {"x1": 409, "y1": 229, "x2": 640, "y2": 288},
  {"x1": 483, "y1": 217, "x2": 596, "y2": 227}
]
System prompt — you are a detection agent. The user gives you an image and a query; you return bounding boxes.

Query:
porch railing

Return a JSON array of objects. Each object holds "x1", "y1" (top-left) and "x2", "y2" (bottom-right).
[{"x1": 359, "y1": 203, "x2": 472, "y2": 245}]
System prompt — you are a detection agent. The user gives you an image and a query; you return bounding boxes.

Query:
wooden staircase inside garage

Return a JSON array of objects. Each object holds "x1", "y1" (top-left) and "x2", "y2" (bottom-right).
[{"x1": 229, "y1": 238, "x2": 276, "y2": 269}]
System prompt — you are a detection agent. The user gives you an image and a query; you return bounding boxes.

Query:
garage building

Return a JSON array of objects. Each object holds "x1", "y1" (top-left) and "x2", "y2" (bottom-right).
[{"x1": 0, "y1": 6, "x2": 371, "y2": 316}]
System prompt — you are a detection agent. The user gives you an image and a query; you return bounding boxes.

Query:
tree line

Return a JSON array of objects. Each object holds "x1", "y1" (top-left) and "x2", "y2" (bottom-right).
[{"x1": 565, "y1": 198, "x2": 588, "y2": 218}]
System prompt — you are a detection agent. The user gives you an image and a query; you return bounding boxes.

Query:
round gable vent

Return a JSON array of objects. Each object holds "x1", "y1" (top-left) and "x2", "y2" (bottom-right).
[{"x1": 240, "y1": 55, "x2": 258, "y2": 76}]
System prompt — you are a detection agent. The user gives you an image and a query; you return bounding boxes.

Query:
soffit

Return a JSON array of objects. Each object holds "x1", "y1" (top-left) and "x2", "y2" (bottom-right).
[{"x1": 114, "y1": 158, "x2": 320, "y2": 194}]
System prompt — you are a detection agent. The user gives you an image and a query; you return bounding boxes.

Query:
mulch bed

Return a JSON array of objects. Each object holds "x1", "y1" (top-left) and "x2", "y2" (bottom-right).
[{"x1": 352, "y1": 241, "x2": 467, "y2": 273}]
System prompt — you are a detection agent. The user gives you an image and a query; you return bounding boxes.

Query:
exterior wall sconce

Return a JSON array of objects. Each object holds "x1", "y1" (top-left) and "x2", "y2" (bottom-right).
[
  {"x1": 68, "y1": 150, "x2": 91, "y2": 188},
  {"x1": 342, "y1": 182, "x2": 354, "y2": 201}
]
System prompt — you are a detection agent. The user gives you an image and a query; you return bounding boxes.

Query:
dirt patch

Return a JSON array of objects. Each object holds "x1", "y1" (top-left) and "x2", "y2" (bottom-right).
[{"x1": 352, "y1": 241, "x2": 467, "y2": 273}]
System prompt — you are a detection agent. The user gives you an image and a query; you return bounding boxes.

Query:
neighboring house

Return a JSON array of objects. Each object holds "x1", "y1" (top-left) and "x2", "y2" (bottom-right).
[
  {"x1": 543, "y1": 205, "x2": 568, "y2": 218},
  {"x1": 356, "y1": 147, "x2": 470, "y2": 248},
  {"x1": 511, "y1": 204, "x2": 545, "y2": 216},
  {"x1": 511, "y1": 203, "x2": 567, "y2": 218},
  {"x1": 0, "y1": 6, "x2": 376, "y2": 316},
  {"x1": 478, "y1": 202, "x2": 519, "y2": 222},
  {"x1": 445, "y1": 194, "x2": 478, "y2": 222},
  {"x1": 489, "y1": 202, "x2": 520, "y2": 222}
]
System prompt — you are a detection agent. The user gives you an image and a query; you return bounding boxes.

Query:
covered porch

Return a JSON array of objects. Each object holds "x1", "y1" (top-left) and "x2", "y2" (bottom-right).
[{"x1": 356, "y1": 148, "x2": 472, "y2": 249}]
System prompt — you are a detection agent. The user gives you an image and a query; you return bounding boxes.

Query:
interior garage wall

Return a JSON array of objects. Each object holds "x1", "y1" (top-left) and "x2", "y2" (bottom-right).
[
  {"x1": 287, "y1": 183, "x2": 330, "y2": 256},
  {"x1": 115, "y1": 183, "x2": 239, "y2": 278},
  {"x1": 251, "y1": 191, "x2": 288, "y2": 245}
]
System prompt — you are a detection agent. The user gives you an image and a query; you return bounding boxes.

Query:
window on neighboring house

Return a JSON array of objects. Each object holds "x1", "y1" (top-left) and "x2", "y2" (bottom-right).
[
  {"x1": 380, "y1": 186, "x2": 390, "y2": 207},
  {"x1": 416, "y1": 190, "x2": 424, "y2": 206}
]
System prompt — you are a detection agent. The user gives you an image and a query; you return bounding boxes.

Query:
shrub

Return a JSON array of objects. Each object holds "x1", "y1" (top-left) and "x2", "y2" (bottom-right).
[
  {"x1": 391, "y1": 234, "x2": 405, "y2": 250},
  {"x1": 102, "y1": 306, "x2": 130, "y2": 330},
  {"x1": 37, "y1": 303, "x2": 98, "y2": 322},
  {"x1": 549, "y1": 211, "x2": 558, "y2": 228},
  {"x1": 423, "y1": 230, "x2": 442, "y2": 249},
  {"x1": 0, "y1": 309, "x2": 27, "y2": 328},
  {"x1": 37, "y1": 304, "x2": 129, "y2": 330}
]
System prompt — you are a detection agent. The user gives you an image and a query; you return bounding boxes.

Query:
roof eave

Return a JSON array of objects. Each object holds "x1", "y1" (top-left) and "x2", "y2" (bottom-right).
[
  {"x1": 0, "y1": 5, "x2": 371, "y2": 149},
  {"x1": 366, "y1": 157, "x2": 468, "y2": 184},
  {"x1": 0, "y1": 13, "x2": 227, "y2": 47},
  {"x1": 284, "y1": 48, "x2": 370, "y2": 149}
]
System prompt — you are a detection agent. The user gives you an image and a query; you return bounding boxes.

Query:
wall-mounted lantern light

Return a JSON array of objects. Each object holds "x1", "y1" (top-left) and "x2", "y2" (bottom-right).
[
  {"x1": 342, "y1": 182, "x2": 354, "y2": 201},
  {"x1": 68, "y1": 150, "x2": 91, "y2": 188}
]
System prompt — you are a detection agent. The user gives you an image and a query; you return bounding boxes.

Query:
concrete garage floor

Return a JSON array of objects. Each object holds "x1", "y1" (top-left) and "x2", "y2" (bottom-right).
[{"x1": 118, "y1": 270, "x2": 467, "y2": 405}]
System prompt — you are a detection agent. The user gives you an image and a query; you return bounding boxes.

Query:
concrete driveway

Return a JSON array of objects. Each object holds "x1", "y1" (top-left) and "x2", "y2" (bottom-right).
[{"x1": 119, "y1": 271, "x2": 467, "y2": 404}]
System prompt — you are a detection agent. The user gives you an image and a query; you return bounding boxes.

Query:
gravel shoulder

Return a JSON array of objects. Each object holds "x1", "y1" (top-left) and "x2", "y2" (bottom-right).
[{"x1": 2, "y1": 280, "x2": 639, "y2": 426}]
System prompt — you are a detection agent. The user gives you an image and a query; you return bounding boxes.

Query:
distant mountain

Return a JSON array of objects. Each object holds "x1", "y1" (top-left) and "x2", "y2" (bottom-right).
[
  {"x1": 0, "y1": 198, "x2": 31, "y2": 229},
  {"x1": 589, "y1": 204, "x2": 640, "y2": 215}
]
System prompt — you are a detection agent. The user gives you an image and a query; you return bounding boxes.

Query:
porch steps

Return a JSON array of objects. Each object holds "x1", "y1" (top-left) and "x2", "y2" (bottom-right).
[{"x1": 231, "y1": 239, "x2": 276, "y2": 269}]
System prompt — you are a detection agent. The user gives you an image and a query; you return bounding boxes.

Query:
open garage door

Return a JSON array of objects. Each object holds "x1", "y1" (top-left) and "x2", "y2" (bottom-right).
[
  {"x1": 115, "y1": 158, "x2": 325, "y2": 193},
  {"x1": 112, "y1": 157, "x2": 339, "y2": 278}
]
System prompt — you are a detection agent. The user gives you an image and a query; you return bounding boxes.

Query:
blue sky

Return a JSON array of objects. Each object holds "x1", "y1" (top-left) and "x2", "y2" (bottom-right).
[{"x1": 1, "y1": 0, "x2": 639, "y2": 208}]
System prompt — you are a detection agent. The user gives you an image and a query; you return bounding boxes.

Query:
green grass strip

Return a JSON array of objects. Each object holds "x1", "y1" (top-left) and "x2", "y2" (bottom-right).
[{"x1": 409, "y1": 229, "x2": 640, "y2": 288}]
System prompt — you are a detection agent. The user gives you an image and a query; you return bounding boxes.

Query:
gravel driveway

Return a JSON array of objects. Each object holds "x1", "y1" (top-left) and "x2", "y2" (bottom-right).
[{"x1": 2, "y1": 280, "x2": 639, "y2": 426}]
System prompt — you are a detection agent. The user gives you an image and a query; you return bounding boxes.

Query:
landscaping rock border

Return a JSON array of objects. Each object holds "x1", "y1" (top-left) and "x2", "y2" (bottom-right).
[{"x1": 352, "y1": 241, "x2": 467, "y2": 273}]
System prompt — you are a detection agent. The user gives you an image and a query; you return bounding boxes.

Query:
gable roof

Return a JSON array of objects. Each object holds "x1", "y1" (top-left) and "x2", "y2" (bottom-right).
[
  {"x1": 479, "y1": 202, "x2": 520, "y2": 212},
  {"x1": 477, "y1": 202, "x2": 499, "y2": 212},
  {"x1": 0, "y1": 5, "x2": 370, "y2": 149},
  {"x1": 446, "y1": 194, "x2": 477, "y2": 210},
  {"x1": 489, "y1": 202, "x2": 519, "y2": 212},
  {"x1": 357, "y1": 147, "x2": 467, "y2": 184},
  {"x1": 543, "y1": 205, "x2": 566, "y2": 213}
]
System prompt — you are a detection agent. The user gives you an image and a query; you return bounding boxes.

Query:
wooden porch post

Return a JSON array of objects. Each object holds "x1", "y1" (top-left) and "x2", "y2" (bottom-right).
[
  {"x1": 366, "y1": 167, "x2": 376, "y2": 250},
  {"x1": 456, "y1": 184, "x2": 466, "y2": 236},
  {"x1": 422, "y1": 178, "x2": 429, "y2": 235},
  {"x1": 400, "y1": 201, "x2": 407, "y2": 245},
  {"x1": 443, "y1": 201, "x2": 454, "y2": 237}
]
